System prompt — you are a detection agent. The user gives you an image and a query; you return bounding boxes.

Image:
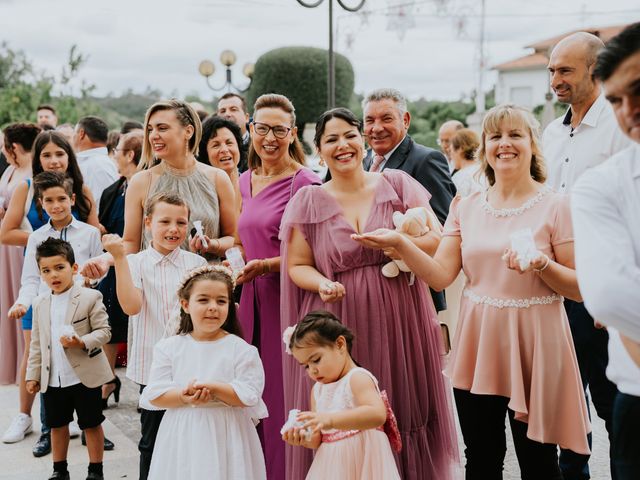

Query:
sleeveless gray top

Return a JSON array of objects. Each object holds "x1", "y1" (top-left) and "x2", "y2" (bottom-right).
[{"x1": 143, "y1": 162, "x2": 220, "y2": 253}]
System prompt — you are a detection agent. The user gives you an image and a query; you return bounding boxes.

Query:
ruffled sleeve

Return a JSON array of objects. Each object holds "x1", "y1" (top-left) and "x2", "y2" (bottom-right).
[
  {"x1": 138, "y1": 338, "x2": 175, "y2": 411},
  {"x1": 551, "y1": 194, "x2": 574, "y2": 247},
  {"x1": 381, "y1": 169, "x2": 432, "y2": 210},
  {"x1": 443, "y1": 195, "x2": 463, "y2": 237},
  {"x1": 230, "y1": 340, "x2": 268, "y2": 421}
]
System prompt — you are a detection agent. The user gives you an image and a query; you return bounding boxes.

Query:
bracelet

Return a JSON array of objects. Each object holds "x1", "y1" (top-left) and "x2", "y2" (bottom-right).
[
  {"x1": 533, "y1": 254, "x2": 551, "y2": 272},
  {"x1": 212, "y1": 239, "x2": 221, "y2": 254},
  {"x1": 261, "y1": 259, "x2": 270, "y2": 275}
]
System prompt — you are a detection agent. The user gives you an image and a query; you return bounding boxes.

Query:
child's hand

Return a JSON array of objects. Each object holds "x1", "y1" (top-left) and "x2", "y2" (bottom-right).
[
  {"x1": 282, "y1": 426, "x2": 321, "y2": 449},
  {"x1": 26, "y1": 381, "x2": 40, "y2": 394},
  {"x1": 81, "y1": 257, "x2": 109, "y2": 279},
  {"x1": 8, "y1": 304, "x2": 27, "y2": 320},
  {"x1": 102, "y1": 234, "x2": 126, "y2": 258},
  {"x1": 297, "y1": 410, "x2": 334, "y2": 434},
  {"x1": 60, "y1": 335, "x2": 85, "y2": 349},
  {"x1": 180, "y1": 380, "x2": 212, "y2": 406},
  {"x1": 318, "y1": 280, "x2": 346, "y2": 304}
]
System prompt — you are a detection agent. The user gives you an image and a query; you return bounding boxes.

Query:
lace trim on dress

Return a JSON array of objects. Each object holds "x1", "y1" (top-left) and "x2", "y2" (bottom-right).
[
  {"x1": 463, "y1": 288, "x2": 563, "y2": 309},
  {"x1": 481, "y1": 185, "x2": 551, "y2": 217}
]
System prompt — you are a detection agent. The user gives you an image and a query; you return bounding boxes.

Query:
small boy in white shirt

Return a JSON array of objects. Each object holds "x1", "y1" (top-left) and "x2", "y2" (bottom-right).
[
  {"x1": 101, "y1": 192, "x2": 206, "y2": 480},
  {"x1": 26, "y1": 238, "x2": 113, "y2": 480}
]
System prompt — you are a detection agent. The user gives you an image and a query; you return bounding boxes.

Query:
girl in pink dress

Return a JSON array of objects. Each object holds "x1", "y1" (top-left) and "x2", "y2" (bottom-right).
[
  {"x1": 282, "y1": 311, "x2": 400, "y2": 480},
  {"x1": 355, "y1": 104, "x2": 591, "y2": 479}
]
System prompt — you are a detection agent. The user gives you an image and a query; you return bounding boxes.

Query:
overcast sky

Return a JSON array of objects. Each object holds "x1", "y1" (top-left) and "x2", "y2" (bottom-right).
[{"x1": 1, "y1": 0, "x2": 639, "y2": 104}]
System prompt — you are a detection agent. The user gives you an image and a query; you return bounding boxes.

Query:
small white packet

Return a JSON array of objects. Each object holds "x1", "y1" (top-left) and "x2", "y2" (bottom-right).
[
  {"x1": 280, "y1": 409, "x2": 312, "y2": 440},
  {"x1": 509, "y1": 228, "x2": 538, "y2": 270},
  {"x1": 60, "y1": 325, "x2": 77, "y2": 339},
  {"x1": 225, "y1": 247, "x2": 245, "y2": 274},
  {"x1": 193, "y1": 220, "x2": 208, "y2": 250}
]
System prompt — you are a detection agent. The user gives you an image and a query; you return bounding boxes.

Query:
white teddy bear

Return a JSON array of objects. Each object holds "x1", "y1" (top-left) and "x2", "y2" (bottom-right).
[{"x1": 381, "y1": 207, "x2": 431, "y2": 278}]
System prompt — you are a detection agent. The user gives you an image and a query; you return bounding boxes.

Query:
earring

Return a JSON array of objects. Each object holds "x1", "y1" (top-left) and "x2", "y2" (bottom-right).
[{"x1": 319, "y1": 157, "x2": 326, "y2": 167}]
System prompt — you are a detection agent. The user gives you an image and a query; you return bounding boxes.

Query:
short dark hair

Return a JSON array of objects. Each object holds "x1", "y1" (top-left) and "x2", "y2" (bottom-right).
[
  {"x1": 197, "y1": 116, "x2": 246, "y2": 167},
  {"x1": 594, "y1": 22, "x2": 640, "y2": 82},
  {"x1": 288, "y1": 310, "x2": 355, "y2": 355},
  {"x1": 37, "y1": 104, "x2": 57, "y2": 116},
  {"x1": 77, "y1": 116, "x2": 109, "y2": 144},
  {"x1": 34, "y1": 171, "x2": 74, "y2": 199},
  {"x1": 314, "y1": 107, "x2": 362, "y2": 149},
  {"x1": 218, "y1": 93, "x2": 247, "y2": 113},
  {"x1": 120, "y1": 120, "x2": 143, "y2": 135},
  {"x1": 2, "y1": 123, "x2": 42, "y2": 155},
  {"x1": 36, "y1": 237, "x2": 75, "y2": 266}
]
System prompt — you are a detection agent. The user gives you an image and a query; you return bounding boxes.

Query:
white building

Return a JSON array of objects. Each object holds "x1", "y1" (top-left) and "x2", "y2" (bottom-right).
[{"x1": 494, "y1": 24, "x2": 626, "y2": 110}]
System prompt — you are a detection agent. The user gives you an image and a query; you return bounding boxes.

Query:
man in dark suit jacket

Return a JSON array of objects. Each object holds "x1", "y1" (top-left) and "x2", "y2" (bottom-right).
[{"x1": 362, "y1": 88, "x2": 457, "y2": 311}]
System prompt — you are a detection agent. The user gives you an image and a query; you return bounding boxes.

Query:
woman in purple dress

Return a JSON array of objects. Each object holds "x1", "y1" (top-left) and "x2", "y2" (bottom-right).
[
  {"x1": 235, "y1": 94, "x2": 321, "y2": 479},
  {"x1": 280, "y1": 108, "x2": 458, "y2": 479}
]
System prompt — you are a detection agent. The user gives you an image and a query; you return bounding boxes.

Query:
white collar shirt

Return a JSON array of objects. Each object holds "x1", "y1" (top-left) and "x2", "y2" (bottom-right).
[
  {"x1": 76, "y1": 147, "x2": 119, "y2": 208},
  {"x1": 126, "y1": 246, "x2": 207, "y2": 385},
  {"x1": 48, "y1": 289, "x2": 81, "y2": 388},
  {"x1": 572, "y1": 144, "x2": 640, "y2": 394},
  {"x1": 15, "y1": 218, "x2": 103, "y2": 309},
  {"x1": 543, "y1": 94, "x2": 631, "y2": 193},
  {"x1": 372, "y1": 136, "x2": 405, "y2": 171}
]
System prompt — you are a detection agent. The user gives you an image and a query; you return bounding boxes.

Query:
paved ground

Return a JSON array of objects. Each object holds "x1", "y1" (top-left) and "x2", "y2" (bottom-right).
[{"x1": 1, "y1": 367, "x2": 612, "y2": 479}]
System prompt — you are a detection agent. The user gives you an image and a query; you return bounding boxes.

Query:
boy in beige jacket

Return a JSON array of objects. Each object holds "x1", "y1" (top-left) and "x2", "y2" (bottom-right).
[{"x1": 26, "y1": 238, "x2": 113, "y2": 480}]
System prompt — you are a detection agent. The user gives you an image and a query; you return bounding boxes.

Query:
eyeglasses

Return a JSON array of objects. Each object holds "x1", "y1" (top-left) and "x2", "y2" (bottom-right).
[
  {"x1": 252, "y1": 122, "x2": 291, "y2": 139},
  {"x1": 436, "y1": 138, "x2": 450, "y2": 147}
]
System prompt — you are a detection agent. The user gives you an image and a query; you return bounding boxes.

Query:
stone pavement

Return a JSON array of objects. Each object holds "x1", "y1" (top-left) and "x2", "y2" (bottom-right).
[{"x1": 1, "y1": 367, "x2": 612, "y2": 479}]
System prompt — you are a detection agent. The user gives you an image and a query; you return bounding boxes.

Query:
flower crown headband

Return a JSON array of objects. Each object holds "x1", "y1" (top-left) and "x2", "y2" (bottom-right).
[{"x1": 178, "y1": 264, "x2": 236, "y2": 293}]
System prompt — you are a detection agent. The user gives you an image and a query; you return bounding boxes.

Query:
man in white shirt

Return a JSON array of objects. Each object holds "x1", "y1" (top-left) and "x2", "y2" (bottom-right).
[
  {"x1": 73, "y1": 116, "x2": 119, "y2": 207},
  {"x1": 572, "y1": 22, "x2": 640, "y2": 480},
  {"x1": 543, "y1": 32, "x2": 631, "y2": 480}
]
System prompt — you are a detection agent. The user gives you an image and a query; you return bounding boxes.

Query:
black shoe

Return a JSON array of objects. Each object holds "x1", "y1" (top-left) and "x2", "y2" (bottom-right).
[
  {"x1": 47, "y1": 472, "x2": 70, "y2": 480},
  {"x1": 33, "y1": 432, "x2": 51, "y2": 457},
  {"x1": 101, "y1": 375, "x2": 121, "y2": 410},
  {"x1": 86, "y1": 473, "x2": 104, "y2": 480},
  {"x1": 81, "y1": 431, "x2": 115, "y2": 450}
]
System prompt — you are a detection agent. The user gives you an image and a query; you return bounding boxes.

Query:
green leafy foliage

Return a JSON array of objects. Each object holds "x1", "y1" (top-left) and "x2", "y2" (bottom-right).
[{"x1": 246, "y1": 46, "x2": 355, "y2": 128}]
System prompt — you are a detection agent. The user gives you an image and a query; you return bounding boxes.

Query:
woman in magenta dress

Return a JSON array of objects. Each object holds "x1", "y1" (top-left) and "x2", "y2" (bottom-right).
[
  {"x1": 235, "y1": 93, "x2": 321, "y2": 479},
  {"x1": 280, "y1": 108, "x2": 458, "y2": 479}
]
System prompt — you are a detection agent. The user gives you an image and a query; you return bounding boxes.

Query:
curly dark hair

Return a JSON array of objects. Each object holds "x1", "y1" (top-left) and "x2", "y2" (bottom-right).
[{"x1": 197, "y1": 115, "x2": 246, "y2": 169}]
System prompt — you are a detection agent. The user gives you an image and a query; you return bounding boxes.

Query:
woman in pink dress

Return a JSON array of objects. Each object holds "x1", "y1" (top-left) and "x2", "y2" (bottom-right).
[
  {"x1": 355, "y1": 104, "x2": 590, "y2": 479},
  {"x1": 281, "y1": 108, "x2": 458, "y2": 479},
  {"x1": 235, "y1": 93, "x2": 321, "y2": 479},
  {"x1": 0, "y1": 124, "x2": 38, "y2": 385}
]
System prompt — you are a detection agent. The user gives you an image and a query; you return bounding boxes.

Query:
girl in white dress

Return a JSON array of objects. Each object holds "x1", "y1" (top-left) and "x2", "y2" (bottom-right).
[
  {"x1": 139, "y1": 265, "x2": 267, "y2": 480},
  {"x1": 282, "y1": 311, "x2": 400, "y2": 480}
]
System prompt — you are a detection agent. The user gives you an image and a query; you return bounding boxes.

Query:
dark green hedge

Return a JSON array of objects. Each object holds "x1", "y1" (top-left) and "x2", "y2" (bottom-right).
[{"x1": 246, "y1": 46, "x2": 354, "y2": 127}]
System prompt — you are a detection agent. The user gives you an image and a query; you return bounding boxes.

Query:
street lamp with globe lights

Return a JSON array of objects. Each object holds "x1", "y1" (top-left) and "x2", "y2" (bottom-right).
[{"x1": 198, "y1": 50, "x2": 254, "y2": 93}]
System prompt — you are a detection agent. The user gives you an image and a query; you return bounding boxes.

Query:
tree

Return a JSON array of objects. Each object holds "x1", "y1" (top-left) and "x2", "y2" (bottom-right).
[{"x1": 246, "y1": 47, "x2": 355, "y2": 128}]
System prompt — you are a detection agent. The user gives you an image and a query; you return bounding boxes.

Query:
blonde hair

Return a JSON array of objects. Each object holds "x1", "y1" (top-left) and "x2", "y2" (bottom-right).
[
  {"x1": 476, "y1": 104, "x2": 546, "y2": 186},
  {"x1": 247, "y1": 94, "x2": 306, "y2": 170},
  {"x1": 139, "y1": 99, "x2": 203, "y2": 170}
]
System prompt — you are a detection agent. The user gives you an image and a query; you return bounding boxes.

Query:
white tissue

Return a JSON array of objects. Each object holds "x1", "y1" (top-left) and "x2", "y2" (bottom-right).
[
  {"x1": 60, "y1": 325, "x2": 77, "y2": 339},
  {"x1": 193, "y1": 220, "x2": 208, "y2": 249},
  {"x1": 509, "y1": 228, "x2": 538, "y2": 270},
  {"x1": 280, "y1": 409, "x2": 312, "y2": 440}
]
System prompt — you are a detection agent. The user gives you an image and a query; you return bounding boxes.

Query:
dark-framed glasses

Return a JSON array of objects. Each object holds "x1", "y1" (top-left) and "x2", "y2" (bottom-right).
[{"x1": 252, "y1": 122, "x2": 291, "y2": 139}]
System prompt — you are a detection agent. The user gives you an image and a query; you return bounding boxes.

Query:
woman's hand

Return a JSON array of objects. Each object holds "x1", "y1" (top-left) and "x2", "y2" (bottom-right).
[
  {"x1": 318, "y1": 280, "x2": 345, "y2": 303},
  {"x1": 502, "y1": 248, "x2": 549, "y2": 274},
  {"x1": 351, "y1": 228, "x2": 404, "y2": 251},
  {"x1": 236, "y1": 259, "x2": 268, "y2": 285},
  {"x1": 189, "y1": 234, "x2": 218, "y2": 256}
]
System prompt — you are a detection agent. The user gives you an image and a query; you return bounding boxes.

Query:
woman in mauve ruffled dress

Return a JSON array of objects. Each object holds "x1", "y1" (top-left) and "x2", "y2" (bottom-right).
[{"x1": 281, "y1": 108, "x2": 458, "y2": 480}]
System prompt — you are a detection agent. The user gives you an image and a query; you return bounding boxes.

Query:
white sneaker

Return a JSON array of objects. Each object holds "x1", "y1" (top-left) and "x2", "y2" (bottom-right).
[
  {"x1": 2, "y1": 413, "x2": 33, "y2": 443},
  {"x1": 68, "y1": 420, "x2": 81, "y2": 438}
]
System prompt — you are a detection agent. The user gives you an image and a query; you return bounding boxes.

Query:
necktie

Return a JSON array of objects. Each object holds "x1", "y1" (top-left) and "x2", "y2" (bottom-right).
[{"x1": 370, "y1": 154, "x2": 385, "y2": 173}]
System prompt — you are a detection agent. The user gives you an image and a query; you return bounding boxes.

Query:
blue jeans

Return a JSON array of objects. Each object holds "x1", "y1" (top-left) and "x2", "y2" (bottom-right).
[
  {"x1": 611, "y1": 392, "x2": 640, "y2": 479},
  {"x1": 559, "y1": 299, "x2": 618, "y2": 480}
]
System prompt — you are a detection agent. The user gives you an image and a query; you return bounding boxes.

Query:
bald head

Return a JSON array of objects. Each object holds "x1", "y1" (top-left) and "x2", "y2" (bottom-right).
[
  {"x1": 548, "y1": 32, "x2": 604, "y2": 106},
  {"x1": 438, "y1": 120, "x2": 464, "y2": 158}
]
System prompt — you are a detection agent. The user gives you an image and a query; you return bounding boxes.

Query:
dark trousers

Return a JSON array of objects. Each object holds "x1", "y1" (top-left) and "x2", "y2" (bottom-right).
[
  {"x1": 611, "y1": 392, "x2": 640, "y2": 480},
  {"x1": 39, "y1": 394, "x2": 50, "y2": 435},
  {"x1": 138, "y1": 385, "x2": 165, "y2": 480},
  {"x1": 560, "y1": 300, "x2": 618, "y2": 480},
  {"x1": 454, "y1": 388, "x2": 563, "y2": 480}
]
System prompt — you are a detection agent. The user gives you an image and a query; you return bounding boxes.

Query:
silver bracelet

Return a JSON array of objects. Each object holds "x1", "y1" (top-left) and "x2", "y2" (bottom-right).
[{"x1": 533, "y1": 255, "x2": 551, "y2": 272}]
